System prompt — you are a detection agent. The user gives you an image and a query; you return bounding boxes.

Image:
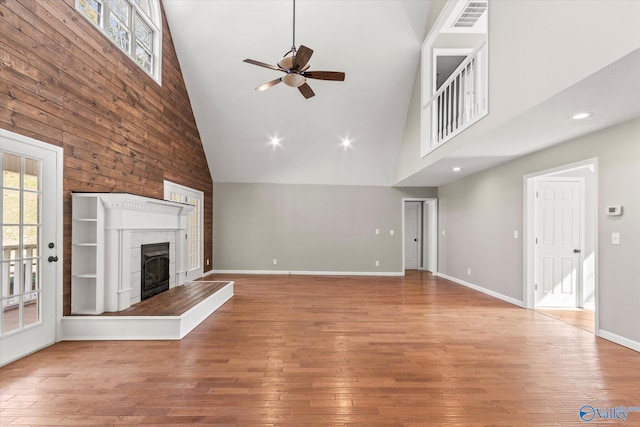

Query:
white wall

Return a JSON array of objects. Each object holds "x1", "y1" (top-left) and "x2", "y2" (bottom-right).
[
  {"x1": 394, "y1": 0, "x2": 640, "y2": 183},
  {"x1": 213, "y1": 183, "x2": 437, "y2": 274},
  {"x1": 438, "y1": 118, "x2": 640, "y2": 348}
]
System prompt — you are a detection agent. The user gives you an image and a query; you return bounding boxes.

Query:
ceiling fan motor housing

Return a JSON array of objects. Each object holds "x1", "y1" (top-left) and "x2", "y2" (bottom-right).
[{"x1": 277, "y1": 56, "x2": 294, "y2": 70}]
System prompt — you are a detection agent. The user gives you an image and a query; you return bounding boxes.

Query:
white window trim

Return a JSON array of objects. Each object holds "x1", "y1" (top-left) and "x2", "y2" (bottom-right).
[
  {"x1": 75, "y1": 0, "x2": 163, "y2": 85},
  {"x1": 163, "y1": 180, "x2": 204, "y2": 281}
]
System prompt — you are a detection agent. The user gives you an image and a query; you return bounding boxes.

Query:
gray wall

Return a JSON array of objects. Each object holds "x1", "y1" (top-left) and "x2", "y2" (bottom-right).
[
  {"x1": 438, "y1": 118, "x2": 640, "y2": 344},
  {"x1": 213, "y1": 183, "x2": 436, "y2": 273}
]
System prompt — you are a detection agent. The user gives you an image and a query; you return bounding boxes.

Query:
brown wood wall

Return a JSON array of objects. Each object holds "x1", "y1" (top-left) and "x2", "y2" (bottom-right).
[{"x1": 0, "y1": 0, "x2": 214, "y2": 315}]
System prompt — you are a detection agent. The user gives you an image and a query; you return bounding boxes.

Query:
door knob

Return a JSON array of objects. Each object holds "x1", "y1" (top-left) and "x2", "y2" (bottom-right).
[
  {"x1": 414, "y1": 238, "x2": 418, "y2": 242},
  {"x1": 48, "y1": 256, "x2": 59, "y2": 263},
  {"x1": 573, "y1": 249, "x2": 581, "y2": 254}
]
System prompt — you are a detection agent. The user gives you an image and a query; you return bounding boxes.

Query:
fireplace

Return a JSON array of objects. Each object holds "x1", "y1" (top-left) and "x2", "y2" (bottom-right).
[{"x1": 141, "y1": 242, "x2": 170, "y2": 301}]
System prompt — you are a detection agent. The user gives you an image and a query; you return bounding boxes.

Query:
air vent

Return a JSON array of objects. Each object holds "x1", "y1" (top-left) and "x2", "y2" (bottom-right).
[{"x1": 453, "y1": 2, "x2": 487, "y2": 28}]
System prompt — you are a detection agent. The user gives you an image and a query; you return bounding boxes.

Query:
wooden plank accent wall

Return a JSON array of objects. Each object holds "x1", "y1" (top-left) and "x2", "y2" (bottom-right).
[{"x1": 0, "y1": 0, "x2": 214, "y2": 315}]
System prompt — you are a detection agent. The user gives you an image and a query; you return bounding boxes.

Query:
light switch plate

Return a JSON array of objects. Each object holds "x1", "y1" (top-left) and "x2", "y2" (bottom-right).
[{"x1": 611, "y1": 232, "x2": 620, "y2": 245}]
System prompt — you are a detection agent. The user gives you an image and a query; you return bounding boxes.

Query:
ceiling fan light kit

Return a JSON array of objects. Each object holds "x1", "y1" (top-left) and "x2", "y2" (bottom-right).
[
  {"x1": 243, "y1": 0, "x2": 345, "y2": 99},
  {"x1": 282, "y1": 73, "x2": 305, "y2": 88}
]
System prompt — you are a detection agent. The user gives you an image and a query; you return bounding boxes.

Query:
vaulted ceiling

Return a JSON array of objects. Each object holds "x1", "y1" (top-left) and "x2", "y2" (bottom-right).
[
  {"x1": 163, "y1": 1, "x2": 640, "y2": 188},
  {"x1": 163, "y1": 0, "x2": 432, "y2": 186}
]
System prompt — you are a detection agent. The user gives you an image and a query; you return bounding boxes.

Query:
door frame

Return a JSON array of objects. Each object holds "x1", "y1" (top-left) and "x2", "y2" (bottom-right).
[
  {"x1": 404, "y1": 201, "x2": 422, "y2": 270},
  {"x1": 402, "y1": 198, "x2": 438, "y2": 274},
  {"x1": 0, "y1": 129, "x2": 64, "y2": 362},
  {"x1": 523, "y1": 158, "x2": 598, "y2": 334}
]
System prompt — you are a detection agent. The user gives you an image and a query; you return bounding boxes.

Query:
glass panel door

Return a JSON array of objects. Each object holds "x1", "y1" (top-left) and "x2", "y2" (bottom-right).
[
  {"x1": 0, "y1": 129, "x2": 60, "y2": 366},
  {"x1": 2, "y1": 153, "x2": 41, "y2": 335}
]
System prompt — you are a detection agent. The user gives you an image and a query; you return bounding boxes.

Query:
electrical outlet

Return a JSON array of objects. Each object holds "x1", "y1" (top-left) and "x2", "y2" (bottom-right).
[
  {"x1": 467, "y1": 268, "x2": 471, "y2": 275},
  {"x1": 375, "y1": 229, "x2": 380, "y2": 235},
  {"x1": 513, "y1": 230, "x2": 519, "y2": 239},
  {"x1": 273, "y1": 258, "x2": 278, "y2": 265},
  {"x1": 442, "y1": 230, "x2": 446, "y2": 236},
  {"x1": 206, "y1": 259, "x2": 210, "y2": 266},
  {"x1": 375, "y1": 260, "x2": 380, "y2": 267}
]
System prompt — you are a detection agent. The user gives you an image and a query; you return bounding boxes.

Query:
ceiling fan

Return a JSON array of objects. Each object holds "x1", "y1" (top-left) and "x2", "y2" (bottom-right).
[{"x1": 243, "y1": 0, "x2": 345, "y2": 99}]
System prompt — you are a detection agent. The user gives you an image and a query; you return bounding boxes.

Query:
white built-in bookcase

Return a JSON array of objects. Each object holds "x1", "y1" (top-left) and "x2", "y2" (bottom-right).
[{"x1": 71, "y1": 194, "x2": 104, "y2": 314}]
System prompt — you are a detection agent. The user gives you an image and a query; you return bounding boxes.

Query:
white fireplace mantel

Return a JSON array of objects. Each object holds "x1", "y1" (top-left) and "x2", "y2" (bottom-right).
[{"x1": 71, "y1": 193, "x2": 193, "y2": 314}]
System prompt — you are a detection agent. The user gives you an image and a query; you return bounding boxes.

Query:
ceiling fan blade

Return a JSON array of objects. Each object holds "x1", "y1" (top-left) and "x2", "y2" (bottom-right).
[
  {"x1": 298, "y1": 82, "x2": 315, "y2": 99},
  {"x1": 293, "y1": 45, "x2": 314, "y2": 70},
  {"x1": 303, "y1": 71, "x2": 346, "y2": 81},
  {"x1": 256, "y1": 78, "x2": 282, "y2": 91},
  {"x1": 243, "y1": 59, "x2": 283, "y2": 72}
]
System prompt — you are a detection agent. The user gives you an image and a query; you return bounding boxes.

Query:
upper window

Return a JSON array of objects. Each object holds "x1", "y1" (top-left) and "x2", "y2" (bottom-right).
[{"x1": 76, "y1": 0, "x2": 162, "y2": 84}]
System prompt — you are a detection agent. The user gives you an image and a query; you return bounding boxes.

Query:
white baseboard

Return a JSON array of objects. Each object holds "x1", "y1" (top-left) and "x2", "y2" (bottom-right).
[
  {"x1": 437, "y1": 273, "x2": 525, "y2": 308},
  {"x1": 598, "y1": 329, "x2": 640, "y2": 353},
  {"x1": 212, "y1": 269, "x2": 404, "y2": 277}
]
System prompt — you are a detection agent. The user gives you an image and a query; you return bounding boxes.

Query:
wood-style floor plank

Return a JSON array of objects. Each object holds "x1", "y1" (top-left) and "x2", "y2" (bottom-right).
[
  {"x1": 537, "y1": 308, "x2": 595, "y2": 333},
  {"x1": 2, "y1": 271, "x2": 639, "y2": 426}
]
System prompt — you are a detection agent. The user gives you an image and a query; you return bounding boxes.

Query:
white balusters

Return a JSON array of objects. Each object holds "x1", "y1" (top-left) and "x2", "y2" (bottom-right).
[{"x1": 422, "y1": 42, "x2": 488, "y2": 157}]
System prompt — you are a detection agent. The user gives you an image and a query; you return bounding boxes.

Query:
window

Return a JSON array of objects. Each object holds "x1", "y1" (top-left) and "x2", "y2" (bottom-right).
[
  {"x1": 75, "y1": 0, "x2": 162, "y2": 84},
  {"x1": 164, "y1": 181, "x2": 204, "y2": 281}
]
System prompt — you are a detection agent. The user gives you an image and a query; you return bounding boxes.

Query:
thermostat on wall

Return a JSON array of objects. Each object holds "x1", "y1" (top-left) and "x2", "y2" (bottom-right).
[{"x1": 607, "y1": 206, "x2": 622, "y2": 216}]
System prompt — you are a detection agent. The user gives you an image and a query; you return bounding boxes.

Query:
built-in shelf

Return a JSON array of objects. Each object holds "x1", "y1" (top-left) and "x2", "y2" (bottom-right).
[
  {"x1": 70, "y1": 193, "x2": 194, "y2": 315},
  {"x1": 71, "y1": 194, "x2": 103, "y2": 314}
]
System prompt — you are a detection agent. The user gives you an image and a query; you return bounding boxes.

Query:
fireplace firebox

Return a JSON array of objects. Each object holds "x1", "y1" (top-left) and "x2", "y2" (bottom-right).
[{"x1": 141, "y1": 242, "x2": 170, "y2": 300}]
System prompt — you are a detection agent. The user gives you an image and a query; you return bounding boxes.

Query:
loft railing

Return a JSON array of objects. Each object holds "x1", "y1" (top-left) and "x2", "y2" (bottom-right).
[{"x1": 421, "y1": 41, "x2": 488, "y2": 156}]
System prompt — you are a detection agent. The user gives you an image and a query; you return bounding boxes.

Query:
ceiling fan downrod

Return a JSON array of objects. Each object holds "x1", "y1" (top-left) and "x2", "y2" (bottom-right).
[
  {"x1": 242, "y1": 0, "x2": 346, "y2": 99},
  {"x1": 286, "y1": 0, "x2": 297, "y2": 58}
]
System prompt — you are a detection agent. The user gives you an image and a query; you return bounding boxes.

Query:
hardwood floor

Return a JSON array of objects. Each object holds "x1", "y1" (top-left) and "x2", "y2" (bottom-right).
[
  {"x1": 2, "y1": 271, "x2": 639, "y2": 426},
  {"x1": 536, "y1": 308, "x2": 595, "y2": 334}
]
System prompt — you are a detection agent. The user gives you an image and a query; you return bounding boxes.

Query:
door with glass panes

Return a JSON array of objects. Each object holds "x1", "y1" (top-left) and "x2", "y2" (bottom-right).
[{"x1": 1, "y1": 130, "x2": 61, "y2": 366}]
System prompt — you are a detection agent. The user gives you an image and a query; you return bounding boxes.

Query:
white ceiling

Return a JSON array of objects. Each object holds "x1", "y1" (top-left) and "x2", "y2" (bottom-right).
[
  {"x1": 163, "y1": 1, "x2": 640, "y2": 188},
  {"x1": 162, "y1": 0, "x2": 431, "y2": 186}
]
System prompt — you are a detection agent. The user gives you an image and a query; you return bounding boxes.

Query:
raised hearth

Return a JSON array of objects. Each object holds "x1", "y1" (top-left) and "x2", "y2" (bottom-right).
[{"x1": 62, "y1": 281, "x2": 233, "y2": 340}]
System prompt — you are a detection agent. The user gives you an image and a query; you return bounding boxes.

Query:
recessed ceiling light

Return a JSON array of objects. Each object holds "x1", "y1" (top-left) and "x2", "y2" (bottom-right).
[
  {"x1": 341, "y1": 138, "x2": 351, "y2": 148},
  {"x1": 270, "y1": 136, "x2": 280, "y2": 146},
  {"x1": 572, "y1": 112, "x2": 593, "y2": 120},
  {"x1": 452, "y1": 167, "x2": 462, "y2": 172}
]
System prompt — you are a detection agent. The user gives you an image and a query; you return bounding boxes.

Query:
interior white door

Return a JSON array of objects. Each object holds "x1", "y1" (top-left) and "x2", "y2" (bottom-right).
[
  {"x1": 535, "y1": 180, "x2": 582, "y2": 308},
  {"x1": 404, "y1": 202, "x2": 420, "y2": 269},
  {"x1": 1, "y1": 131, "x2": 60, "y2": 366}
]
